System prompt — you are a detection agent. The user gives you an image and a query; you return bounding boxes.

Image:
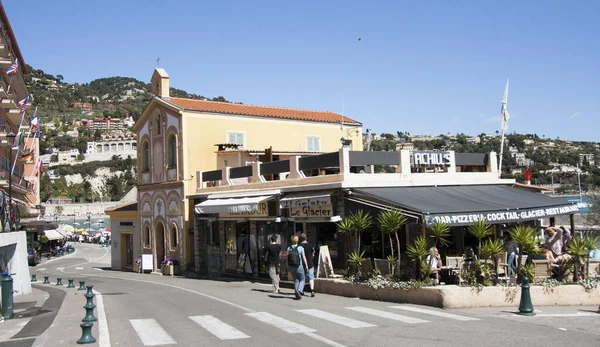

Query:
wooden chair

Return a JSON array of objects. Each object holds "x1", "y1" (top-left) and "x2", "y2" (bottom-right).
[
  {"x1": 496, "y1": 252, "x2": 508, "y2": 279},
  {"x1": 588, "y1": 259, "x2": 600, "y2": 278},
  {"x1": 532, "y1": 259, "x2": 551, "y2": 281}
]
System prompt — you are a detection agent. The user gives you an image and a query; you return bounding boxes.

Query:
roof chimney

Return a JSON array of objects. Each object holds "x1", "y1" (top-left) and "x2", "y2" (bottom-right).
[{"x1": 151, "y1": 68, "x2": 170, "y2": 98}]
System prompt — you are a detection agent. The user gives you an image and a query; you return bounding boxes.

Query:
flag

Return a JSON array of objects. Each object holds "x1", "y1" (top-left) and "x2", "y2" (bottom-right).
[
  {"x1": 22, "y1": 150, "x2": 34, "y2": 162},
  {"x1": 35, "y1": 160, "x2": 44, "y2": 177},
  {"x1": 19, "y1": 95, "x2": 29, "y2": 114},
  {"x1": 6, "y1": 60, "x2": 18, "y2": 76},
  {"x1": 13, "y1": 131, "x2": 23, "y2": 148},
  {"x1": 36, "y1": 123, "x2": 40, "y2": 138},
  {"x1": 500, "y1": 79, "x2": 510, "y2": 131},
  {"x1": 30, "y1": 110, "x2": 38, "y2": 132}
]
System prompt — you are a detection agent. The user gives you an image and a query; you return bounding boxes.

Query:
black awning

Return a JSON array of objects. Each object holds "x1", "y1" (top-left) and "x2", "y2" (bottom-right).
[{"x1": 353, "y1": 185, "x2": 578, "y2": 226}]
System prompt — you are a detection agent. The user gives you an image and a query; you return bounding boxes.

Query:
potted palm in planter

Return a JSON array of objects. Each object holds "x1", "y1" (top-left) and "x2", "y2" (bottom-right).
[{"x1": 161, "y1": 258, "x2": 180, "y2": 276}]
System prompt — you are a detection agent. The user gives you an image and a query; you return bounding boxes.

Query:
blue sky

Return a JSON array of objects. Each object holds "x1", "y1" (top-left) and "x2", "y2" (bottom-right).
[{"x1": 5, "y1": 0, "x2": 599, "y2": 141}]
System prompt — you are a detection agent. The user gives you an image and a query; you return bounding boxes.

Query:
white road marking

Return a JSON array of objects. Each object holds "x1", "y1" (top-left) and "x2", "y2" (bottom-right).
[
  {"x1": 390, "y1": 306, "x2": 479, "y2": 321},
  {"x1": 558, "y1": 328, "x2": 567, "y2": 331},
  {"x1": 304, "y1": 332, "x2": 348, "y2": 347},
  {"x1": 189, "y1": 315, "x2": 250, "y2": 340},
  {"x1": 130, "y1": 319, "x2": 177, "y2": 346},
  {"x1": 75, "y1": 267, "x2": 84, "y2": 270},
  {"x1": 298, "y1": 309, "x2": 375, "y2": 328},
  {"x1": 346, "y1": 307, "x2": 429, "y2": 324},
  {"x1": 245, "y1": 312, "x2": 315, "y2": 333},
  {"x1": 56, "y1": 267, "x2": 64, "y2": 270},
  {"x1": 81, "y1": 276, "x2": 255, "y2": 313},
  {"x1": 37, "y1": 268, "x2": 46, "y2": 271},
  {"x1": 93, "y1": 290, "x2": 111, "y2": 347},
  {"x1": 94, "y1": 268, "x2": 104, "y2": 271},
  {"x1": 517, "y1": 312, "x2": 598, "y2": 317}
]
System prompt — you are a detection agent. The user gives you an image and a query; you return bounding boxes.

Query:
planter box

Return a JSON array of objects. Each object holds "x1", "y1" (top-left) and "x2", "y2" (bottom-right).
[
  {"x1": 315, "y1": 278, "x2": 600, "y2": 308},
  {"x1": 133, "y1": 262, "x2": 141, "y2": 273},
  {"x1": 162, "y1": 264, "x2": 180, "y2": 276}
]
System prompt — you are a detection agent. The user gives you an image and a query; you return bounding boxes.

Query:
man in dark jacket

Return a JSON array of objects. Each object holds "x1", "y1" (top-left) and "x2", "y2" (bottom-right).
[{"x1": 299, "y1": 233, "x2": 316, "y2": 297}]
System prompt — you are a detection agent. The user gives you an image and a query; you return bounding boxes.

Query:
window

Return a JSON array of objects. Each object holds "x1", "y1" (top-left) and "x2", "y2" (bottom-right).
[
  {"x1": 170, "y1": 225, "x2": 177, "y2": 248},
  {"x1": 142, "y1": 141, "x2": 149, "y2": 172},
  {"x1": 167, "y1": 134, "x2": 177, "y2": 168},
  {"x1": 227, "y1": 132, "x2": 245, "y2": 149},
  {"x1": 306, "y1": 136, "x2": 321, "y2": 152},
  {"x1": 155, "y1": 114, "x2": 161, "y2": 135},
  {"x1": 144, "y1": 226, "x2": 150, "y2": 247}
]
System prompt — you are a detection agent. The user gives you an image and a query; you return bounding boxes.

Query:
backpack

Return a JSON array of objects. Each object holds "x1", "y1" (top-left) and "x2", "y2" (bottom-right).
[{"x1": 287, "y1": 246, "x2": 300, "y2": 267}]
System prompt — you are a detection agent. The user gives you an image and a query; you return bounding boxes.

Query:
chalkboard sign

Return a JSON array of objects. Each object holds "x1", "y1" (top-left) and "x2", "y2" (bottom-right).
[{"x1": 142, "y1": 254, "x2": 153, "y2": 272}]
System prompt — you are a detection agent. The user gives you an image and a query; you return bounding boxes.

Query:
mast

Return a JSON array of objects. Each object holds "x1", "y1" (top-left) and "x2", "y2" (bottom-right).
[{"x1": 498, "y1": 79, "x2": 510, "y2": 178}]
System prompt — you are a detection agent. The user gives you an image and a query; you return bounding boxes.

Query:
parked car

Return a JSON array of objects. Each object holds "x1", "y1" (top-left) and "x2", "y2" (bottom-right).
[{"x1": 28, "y1": 249, "x2": 40, "y2": 266}]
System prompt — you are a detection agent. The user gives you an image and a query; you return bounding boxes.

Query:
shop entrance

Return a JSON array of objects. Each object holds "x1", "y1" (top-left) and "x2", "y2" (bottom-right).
[
  {"x1": 155, "y1": 223, "x2": 165, "y2": 270},
  {"x1": 236, "y1": 222, "x2": 255, "y2": 275}
]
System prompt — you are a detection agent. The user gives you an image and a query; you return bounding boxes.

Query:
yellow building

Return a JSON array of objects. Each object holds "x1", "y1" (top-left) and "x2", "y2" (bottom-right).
[{"x1": 132, "y1": 68, "x2": 362, "y2": 272}]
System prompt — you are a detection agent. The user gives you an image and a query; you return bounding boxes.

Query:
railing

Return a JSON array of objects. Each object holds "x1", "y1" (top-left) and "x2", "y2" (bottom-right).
[{"x1": 195, "y1": 148, "x2": 499, "y2": 192}]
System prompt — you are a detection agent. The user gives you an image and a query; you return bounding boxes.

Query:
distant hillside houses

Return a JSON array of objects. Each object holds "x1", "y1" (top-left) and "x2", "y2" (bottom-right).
[{"x1": 81, "y1": 117, "x2": 134, "y2": 130}]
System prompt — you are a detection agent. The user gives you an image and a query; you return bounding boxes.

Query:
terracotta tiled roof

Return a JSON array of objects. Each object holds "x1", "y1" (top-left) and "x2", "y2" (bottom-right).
[{"x1": 166, "y1": 97, "x2": 361, "y2": 125}]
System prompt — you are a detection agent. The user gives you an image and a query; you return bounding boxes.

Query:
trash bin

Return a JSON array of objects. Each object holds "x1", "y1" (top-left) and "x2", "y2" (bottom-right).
[{"x1": 1, "y1": 271, "x2": 14, "y2": 318}]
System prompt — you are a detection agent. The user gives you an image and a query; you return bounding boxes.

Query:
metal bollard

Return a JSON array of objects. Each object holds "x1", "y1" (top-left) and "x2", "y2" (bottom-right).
[
  {"x1": 43, "y1": 276, "x2": 50, "y2": 284},
  {"x1": 82, "y1": 286, "x2": 97, "y2": 322},
  {"x1": 85, "y1": 285, "x2": 94, "y2": 297},
  {"x1": 56, "y1": 278, "x2": 63, "y2": 286},
  {"x1": 78, "y1": 280, "x2": 86, "y2": 291},
  {"x1": 31, "y1": 274, "x2": 37, "y2": 282},
  {"x1": 1, "y1": 271, "x2": 14, "y2": 318},
  {"x1": 67, "y1": 279, "x2": 75, "y2": 288},
  {"x1": 76, "y1": 322, "x2": 96, "y2": 344},
  {"x1": 517, "y1": 276, "x2": 535, "y2": 316}
]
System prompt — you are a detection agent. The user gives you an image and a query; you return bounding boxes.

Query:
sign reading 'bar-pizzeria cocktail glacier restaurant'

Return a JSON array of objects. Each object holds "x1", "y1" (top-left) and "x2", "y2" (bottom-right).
[{"x1": 425, "y1": 204, "x2": 579, "y2": 226}]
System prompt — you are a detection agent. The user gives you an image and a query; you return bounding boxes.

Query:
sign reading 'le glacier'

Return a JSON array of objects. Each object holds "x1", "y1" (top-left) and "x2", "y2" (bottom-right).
[
  {"x1": 412, "y1": 151, "x2": 453, "y2": 168},
  {"x1": 425, "y1": 204, "x2": 579, "y2": 226}
]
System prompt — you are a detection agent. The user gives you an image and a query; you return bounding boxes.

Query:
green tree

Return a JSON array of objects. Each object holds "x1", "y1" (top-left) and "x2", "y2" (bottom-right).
[
  {"x1": 467, "y1": 219, "x2": 492, "y2": 251},
  {"x1": 428, "y1": 221, "x2": 451, "y2": 247},
  {"x1": 377, "y1": 209, "x2": 407, "y2": 263}
]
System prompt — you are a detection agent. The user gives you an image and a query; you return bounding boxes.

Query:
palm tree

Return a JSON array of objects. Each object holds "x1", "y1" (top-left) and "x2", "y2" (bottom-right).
[
  {"x1": 467, "y1": 219, "x2": 492, "y2": 251},
  {"x1": 377, "y1": 209, "x2": 407, "y2": 263},
  {"x1": 567, "y1": 236, "x2": 588, "y2": 282},
  {"x1": 350, "y1": 210, "x2": 373, "y2": 253},
  {"x1": 406, "y1": 236, "x2": 430, "y2": 279},
  {"x1": 509, "y1": 225, "x2": 540, "y2": 272},
  {"x1": 479, "y1": 238, "x2": 505, "y2": 277},
  {"x1": 337, "y1": 210, "x2": 373, "y2": 253},
  {"x1": 428, "y1": 221, "x2": 451, "y2": 248}
]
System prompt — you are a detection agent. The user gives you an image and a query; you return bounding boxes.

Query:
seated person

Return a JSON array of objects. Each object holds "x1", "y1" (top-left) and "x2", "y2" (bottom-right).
[
  {"x1": 426, "y1": 247, "x2": 442, "y2": 283},
  {"x1": 463, "y1": 247, "x2": 477, "y2": 262},
  {"x1": 542, "y1": 227, "x2": 571, "y2": 263}
]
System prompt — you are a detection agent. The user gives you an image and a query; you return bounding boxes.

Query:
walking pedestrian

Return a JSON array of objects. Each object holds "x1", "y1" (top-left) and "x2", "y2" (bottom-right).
[
  {"x1": 299, "y1": 233, "x2": 316, "y2": 297},
  {"x1": 265, "y1": 234, "x2": 281, "y2": 294},
  {"x1": 287, "y1": 235, "x2": 308, "y2": 300}
]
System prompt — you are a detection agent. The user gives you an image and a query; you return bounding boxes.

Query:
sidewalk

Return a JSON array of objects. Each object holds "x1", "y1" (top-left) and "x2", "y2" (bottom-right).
[{"x1": 1, "y1": 280, "x2": 101, "y2": 347}]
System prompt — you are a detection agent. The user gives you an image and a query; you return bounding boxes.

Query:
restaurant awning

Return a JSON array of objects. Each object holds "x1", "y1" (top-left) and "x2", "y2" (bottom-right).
[
  {"x1": 195, "y1": 195, "x2": 273, "y2": 214},
  {"x1": 352, "y1": 185, "x2": 579, "y2": 226},
  {"x1": 43, "y1": 229, "x2": 65, "y2": 241},
  {"x1": 280, "y1": 190, "x2": 333, "y2": 209}
]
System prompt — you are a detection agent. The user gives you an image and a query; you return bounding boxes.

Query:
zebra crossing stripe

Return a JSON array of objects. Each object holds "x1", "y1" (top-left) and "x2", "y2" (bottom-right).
[
  {"x1": 189, "y1": 315, "x2": 250, "y2": 340},
  {"x1": 297, "y1": 309, "x2": 375, "y2": 328},
  {"x1": 346, "y1": 307, "x2": 429, "y2": 324},
  {"x1": 390, "y1": 306, "x2": 480, "y2": 321},
  {"x1": 56, "y1": 267, "x2": 64, "y2": 270},
  {"x1": 130, "y1": 319, "x2": 177, "y2": 346},
  {"x1": 37, "y1": 268, "x2": 46, "y2": 271},
  {"x1": 245, "y1": 312, "x2": 316, "y2": 333},
  {"x1": 75, "y1": 267, "x2": 84, "y2": 270}
]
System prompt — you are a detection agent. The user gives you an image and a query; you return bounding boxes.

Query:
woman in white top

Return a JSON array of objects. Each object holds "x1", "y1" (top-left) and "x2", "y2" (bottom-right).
[{"x1": 426, "y1": 247, "x2": 442, "y2": 283}]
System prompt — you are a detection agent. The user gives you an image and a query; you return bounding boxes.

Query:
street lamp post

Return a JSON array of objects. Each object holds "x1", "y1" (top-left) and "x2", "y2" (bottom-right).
[{"x1": 6, "y1": 131, "x2": 16, "y2": 231}]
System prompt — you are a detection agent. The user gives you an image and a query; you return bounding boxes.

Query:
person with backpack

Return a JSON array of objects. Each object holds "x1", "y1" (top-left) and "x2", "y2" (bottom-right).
[
  {"x1": 299, "y1": 233, "x2": 316, "y2": 297},
  {"x1": 287, "y1": 235, "x2": 309, "y2": 300}
]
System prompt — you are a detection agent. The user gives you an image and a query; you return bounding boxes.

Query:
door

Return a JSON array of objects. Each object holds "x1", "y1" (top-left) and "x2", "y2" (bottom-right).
[
  {"x1": 125, "y1": 234, "x2": 133, "y2": 266},
  {"x1": 155, "y1": 223, "x2": 165, "y2": 270}
]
